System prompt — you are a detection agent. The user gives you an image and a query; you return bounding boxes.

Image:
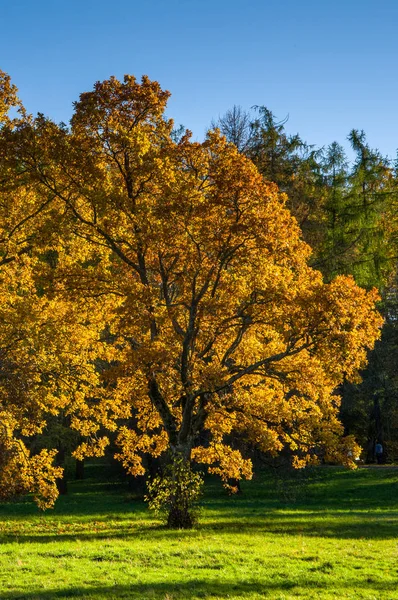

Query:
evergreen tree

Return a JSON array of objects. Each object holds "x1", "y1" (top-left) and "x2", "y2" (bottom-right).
[{"x1": 344, "y1": 129, "x2": 394, "y2": 289}]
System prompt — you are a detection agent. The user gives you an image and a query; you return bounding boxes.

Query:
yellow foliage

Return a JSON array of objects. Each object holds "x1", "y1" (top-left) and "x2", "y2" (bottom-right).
[{"x1": 0, "y1": 72, "x2": 383, "y2": 504}]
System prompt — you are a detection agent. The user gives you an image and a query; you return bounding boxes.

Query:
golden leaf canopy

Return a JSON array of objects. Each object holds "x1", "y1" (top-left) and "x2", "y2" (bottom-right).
[{"x1": 0, "y1": 72, "x2": 382, "y2": 504}]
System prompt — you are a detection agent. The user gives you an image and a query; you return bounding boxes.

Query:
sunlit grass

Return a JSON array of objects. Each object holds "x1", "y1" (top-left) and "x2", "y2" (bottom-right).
[{"x1": 0, "y1": 464, "x2": 397, "y2": 599}]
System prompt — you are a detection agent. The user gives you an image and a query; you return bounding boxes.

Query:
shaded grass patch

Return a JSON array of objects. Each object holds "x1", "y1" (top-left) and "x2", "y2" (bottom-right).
[{"x1": 0, "y1": 464, "x2": 397, "y2": 599}]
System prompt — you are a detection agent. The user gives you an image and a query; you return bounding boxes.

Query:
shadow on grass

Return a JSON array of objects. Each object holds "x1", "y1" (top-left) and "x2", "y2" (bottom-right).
[
  {"x1": 1, "y1": 507, "x2": 397, "y2": 544},
  {"x1": 1, "y1": 577, "x2": 398, "y2": 599},
  {"x1": 1, "y1": 466, "x2": 398, "y2": 543}
]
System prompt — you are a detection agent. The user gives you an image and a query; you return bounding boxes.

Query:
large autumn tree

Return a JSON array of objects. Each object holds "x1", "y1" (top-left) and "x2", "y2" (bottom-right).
[{"x1": 4, "y1": 73, "x2": 382, "y2": 525}]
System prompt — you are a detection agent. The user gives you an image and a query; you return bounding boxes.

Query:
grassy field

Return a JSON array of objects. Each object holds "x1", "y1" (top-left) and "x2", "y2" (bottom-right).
[{"x1": 0, "y1": 463, "x2": 397, "y2": 599}]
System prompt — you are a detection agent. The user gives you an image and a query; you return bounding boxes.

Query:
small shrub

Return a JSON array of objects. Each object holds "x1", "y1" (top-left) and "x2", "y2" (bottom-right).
[{"x1": 146, "y1": 456, "x2": 203, "y2": 528}]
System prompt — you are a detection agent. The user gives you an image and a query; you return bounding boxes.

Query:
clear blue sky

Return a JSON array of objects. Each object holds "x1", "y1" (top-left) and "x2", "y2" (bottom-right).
[{"x1": 2, "y1": 0, "x2": 398, "y2": 160}]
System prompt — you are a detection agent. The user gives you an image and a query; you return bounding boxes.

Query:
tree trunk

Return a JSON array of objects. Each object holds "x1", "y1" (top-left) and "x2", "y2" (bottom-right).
[
  {"x1": 166, "y1": 446, "x2": 200, "y2": 529},
  {"x1": 227, "y1": 478, "x2": 242, "y2": 493},
  {"x1": 56, "y1": 447, "x2": 68, "y2": 495},
  {"x1": 75, "y1": 459, "x2": 85, "y2": 480}
]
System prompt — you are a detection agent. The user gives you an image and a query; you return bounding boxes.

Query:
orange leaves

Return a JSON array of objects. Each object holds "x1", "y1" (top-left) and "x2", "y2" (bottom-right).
[
  {"x1": 301, "y1": 275, "x2": 383, "y2": 382},
  {"x1": 73, "y1": 437, "x2": 110, "y2": 461},
  {"x1": 0, "y1": 70, "x2": 24, "y2": 125},
  {"x1": 57, "y1": 77, "x2": 382, "y2": 477},
  {"x1": 192, "y1": 443, "x2": 253, "y2": 485},
  {"x1": 72, "y1": 74, "x2": 171, "y2": 138},
  {"x1": 114, "y1": 427, "x2": 168, "y2": 476},
  {"x1": 0, "y1": 71, "x2": 383, "y2": 504},
  {"x1": 0, "y1": 431, "x2": 62, "y2": 510}
]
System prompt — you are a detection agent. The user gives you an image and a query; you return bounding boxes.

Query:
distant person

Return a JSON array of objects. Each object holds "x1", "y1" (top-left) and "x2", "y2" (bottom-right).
[{"x1": 375, "y1": 442, "x2": 383, "y2": 464}]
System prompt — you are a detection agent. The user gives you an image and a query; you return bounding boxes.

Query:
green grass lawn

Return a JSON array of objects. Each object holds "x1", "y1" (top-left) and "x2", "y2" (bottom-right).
[{"x1": 0, "y1": 463, "x2": 397, "y2": 599}]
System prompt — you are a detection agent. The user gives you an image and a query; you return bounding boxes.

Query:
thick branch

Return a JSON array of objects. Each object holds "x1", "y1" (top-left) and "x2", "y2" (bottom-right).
[{"x1": 148, "y1": 376, "x2": 177, "y2": 445}]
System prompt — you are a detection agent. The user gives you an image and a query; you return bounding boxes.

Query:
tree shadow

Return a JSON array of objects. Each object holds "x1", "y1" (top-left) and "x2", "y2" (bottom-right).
[
  {"x1": 1, "y1": 466, "x2": 398, "y2": 544},
  {"x1": 1, "y1": 505, "x2": 397, "y2": 544},
  {"x1": 1, "y1": 577, "x2": 397, "y2": 600}
]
